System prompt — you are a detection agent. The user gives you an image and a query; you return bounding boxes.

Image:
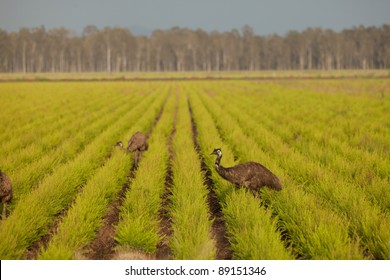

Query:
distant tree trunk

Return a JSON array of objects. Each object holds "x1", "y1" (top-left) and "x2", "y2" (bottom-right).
[
  {"x1": 106, "y1": 44, "x2": 111, "y2": 72},
  {"x1": 0, "y1": 25, "x2": 389, "y2": 72},
  {"x1": 307, "y1": 47, "x2": 312, "y2": 70},
  {"x1": 22, "y1": 41, "x2": 27, "y2": 73}
]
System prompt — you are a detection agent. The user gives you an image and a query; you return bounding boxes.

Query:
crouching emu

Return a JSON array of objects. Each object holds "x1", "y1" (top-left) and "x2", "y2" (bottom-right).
[
  {"x1": 116, "y1": 131, "x2": 148, "y2": 168},
  {"x1": 210, "y1": 148, "x2": 282, "y2": 195},
  {"x1": 0, "y1": 170, "x2": 13, "y2": 220}
]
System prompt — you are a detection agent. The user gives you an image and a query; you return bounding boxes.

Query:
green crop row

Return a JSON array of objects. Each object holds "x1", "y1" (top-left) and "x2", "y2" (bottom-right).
[
  {"x1": 195, "y1": 86, "x2": 366, "y2": 259},
  {"x1": 243, "y1": 81, "x2": 388, "y2": 163},
  {"x1": 276, "y1": 78, "x2": 390, "y2": 99},
  {"x1": 37, "y1": 89, "x2": 167, "y2": 259},
  {"x1": 213, "y1": 80, "x2": 388, "y2": 159},
  {"x1": 197, "y1": 82, "x2": 389, "y2": 259},
  {"x1": 226, "y1": 85, "x2": 390, "y2": 258},
  {"x1": 0, "y1": 90, "x2": 131, "y2": 172},
  {"x1": 38, "y1": 149, "x2": 132, "y2": 259},
  {"x1": 0, "y1": 82, "x2": 160, "y2": 155},
  {"x1": 0, "y1": 83, "x2": 103, "y2": 151},
  {"x1": 0, "y1": 90, "x2": 122, "y2": 168},
  {"x1": 169, "y1": 89, "x2": 215, "y2": 259},
  {"x1": 3, "y1": 82, "x2": 164, "y2": 208},
  {"x1": 210, "y1": 82, "x2": 389, "y2": 212},
  {"x1": 0, "y1": 79, "x2": 387, "y2": 260},
  {"x1": 237, "y1": 83, "x2": 388, "y2": 175},
  {"x1": 115, "y1": 91, "x2": 176, "y2": 254},
  {"x1": 187, "y1": 86, "x2": 292, "y2": 260},
  {"x1": 0, "y1": 89, "x2": 165, "y2": 259},
  {"x1": 0, "y1": 83, "x2": 70, "y2": 137},
  {"x1": 8, "y1": 92, "x2": 144, "y2": 207}
]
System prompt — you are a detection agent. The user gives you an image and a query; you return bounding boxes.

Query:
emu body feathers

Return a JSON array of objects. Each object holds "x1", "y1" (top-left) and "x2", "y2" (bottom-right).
[
  {"x1": 211, "y1": 148, "x2": 282, "y2": 194},
  {"x1": 116, "y1": 131, "x2": 148, "y2": 168},
  {"x1": 0, "y1": 170, "x2": 13, "y2": 220}
]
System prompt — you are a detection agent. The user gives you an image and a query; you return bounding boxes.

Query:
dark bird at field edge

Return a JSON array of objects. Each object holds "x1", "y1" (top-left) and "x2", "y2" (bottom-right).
[
  {"x1": 116, "y1": 131, "x2": 148, "y2": 168},
  {"x1": 210, "y1": 148, "x2": 282, "y2": 195},
  {"x1": 0, "y1": 169, "x2": 13, "y2": 220}
]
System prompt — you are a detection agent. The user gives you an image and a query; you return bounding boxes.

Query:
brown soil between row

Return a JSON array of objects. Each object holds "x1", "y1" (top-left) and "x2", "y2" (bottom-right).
[
  {"x1": 83, "y1": 95, "x2": 168, "y2": 260},
  {"x1": 188, "y1": 97, "x2": 233, "y2": 260},
  {"x1": 25, "y1": 91, "x2": 232, "y2": 260}
]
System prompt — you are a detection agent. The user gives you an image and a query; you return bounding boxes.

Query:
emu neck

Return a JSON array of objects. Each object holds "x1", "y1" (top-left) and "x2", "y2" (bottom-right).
[
  {"x1": 214, "y1": 154, "x2": 232, "y2": 182},
  {"x1": 215, "y1": 154, "x2": 222, "y2": 169}
]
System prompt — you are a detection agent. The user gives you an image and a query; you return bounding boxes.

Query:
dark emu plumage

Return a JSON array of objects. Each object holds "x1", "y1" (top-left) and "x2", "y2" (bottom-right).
[
  {"x1": 0, "y1": 170, "x2": 13, "y2": 220},
  {"x1": 116, "y1": 131, "x2": 149, "y2": 168},
  {"x1": 211, "y1": 148, "x2": 282, "y2": 195}
]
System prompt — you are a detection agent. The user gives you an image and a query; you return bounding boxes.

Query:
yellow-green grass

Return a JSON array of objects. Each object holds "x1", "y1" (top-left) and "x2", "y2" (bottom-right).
[
  {"x1": 115, "y1": 92, "x2": 176, "y2": 254},
  {"x1": 8, "y1": 98, "x2": 135, "y2": 202},
  {"x1": 0, "y1": 82, "x2": 154, "y2": 156},
  {"x1": 1, "y1": 94, "x2": 140, "y2": 202},
  {"x1": 0, "y1": 89, "x2": 164, "y2": 259},
  {"x1": 213, "y1": 82, "x2": 389, "y2": 198},
  {"x1": 0, "y1": 83, "x2": 111, "y2": 145},
  {"x1": 193, "y1": 88, "x2": 363, "y2": 259},
  {"x1": 197, "y1": 81, "x2": 389, "y2": 259},
  {"x1": 0, "y1": 90, "x2": 124, "y2": 169},
  {"x1": 38, "y1": 90, "x2": 166, "y2": 259},
  {"x1": 188, "y1": 87, "x2": 292, "y2": 259},
  {"x1": 0, "y1": 76, "x2": 388, "y2": 260},
  {"x1": 169, "y1": 89, "x2": 216, "y2": 259},
  {"x1": 220, "y1": 82, "x2": 389, "y2": 213},
  {"x1": 38, "y1": 149, "x2": 132, "y2": 259}
]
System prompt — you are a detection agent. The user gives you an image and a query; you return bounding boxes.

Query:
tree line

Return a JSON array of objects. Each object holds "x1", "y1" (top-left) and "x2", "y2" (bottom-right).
[{"x1": 0, "y1": 24, "x2": 389, "y2": 73}]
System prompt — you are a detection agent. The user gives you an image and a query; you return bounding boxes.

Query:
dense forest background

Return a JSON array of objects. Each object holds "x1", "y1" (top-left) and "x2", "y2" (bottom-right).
[{"x1": 0, "y1": 25, "x2": 389, "y2": 72}]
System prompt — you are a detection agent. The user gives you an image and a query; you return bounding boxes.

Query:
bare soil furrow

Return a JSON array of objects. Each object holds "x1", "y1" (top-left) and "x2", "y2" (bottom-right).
[
  {"x1": 25, "y1": 137, "x2": 123, "y2": 260},
  {"x1": 187, "y1": 98, "x2": 233, "y2": 260},
  {"x1": 82, "y1": 178, "x2": 130, "y2": 260},
  {"x1": 155, "y1": 92, "x2": 178, "y2": 260},
  {"x1": 83, "y1": 97, "x2": 168, "y2": 260},
  {"x1": 25, "y1": 140, "x2": 127, "y2": 260}
]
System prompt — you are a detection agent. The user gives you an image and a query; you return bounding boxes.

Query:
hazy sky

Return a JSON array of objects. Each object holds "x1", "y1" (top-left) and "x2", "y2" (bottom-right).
[{"x1": 0, "y1": 0, "x2": 389, "y2": 35}]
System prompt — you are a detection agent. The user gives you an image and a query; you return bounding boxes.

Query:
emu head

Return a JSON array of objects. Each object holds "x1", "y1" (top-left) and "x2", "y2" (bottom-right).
[
  {"x1": 211, "y1": 148, "x2": 223, "y2": 168},
  {"x1": 115, "y1": 141, "x2": 124, "y2": 150},
  {"x1": 211, "y1": 148, "x2": 222, "y2": 156}
]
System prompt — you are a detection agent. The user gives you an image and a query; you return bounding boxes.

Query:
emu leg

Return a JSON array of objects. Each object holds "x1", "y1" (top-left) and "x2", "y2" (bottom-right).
[
  {"x1": 2, "y1": 202, "x2": 6, "y2": 220},
  {"x1": 133, "y1": 151, "x2": 140, "y2": 169},
  {"x1": 251, "y1": 188, "x2": 260, "y2": 198}
]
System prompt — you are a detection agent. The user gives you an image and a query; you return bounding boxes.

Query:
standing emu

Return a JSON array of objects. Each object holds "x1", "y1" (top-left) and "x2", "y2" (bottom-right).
[
  {"x1": 0, "y1": 170, "x2": 13, "y2": 220},
  {"x1": 211, "y1": 148, "x2": 282, "y2": 195},
  {"x1": 116, "y1": 131, "x2": 148, "y2": 168}
]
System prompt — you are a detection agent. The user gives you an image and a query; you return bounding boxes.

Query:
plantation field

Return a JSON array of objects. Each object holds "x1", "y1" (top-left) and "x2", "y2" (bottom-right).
[{"x1": 0, "y1": 76, "x2": 389, "y2": 260}]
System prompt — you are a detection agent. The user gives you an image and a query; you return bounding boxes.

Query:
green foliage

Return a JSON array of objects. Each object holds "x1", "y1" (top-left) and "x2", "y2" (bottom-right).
[
  {"x1": 0, "y1": 76, "x2": 388, "y2": 260},
  {"x1": 169, "y1": 92, "x2": 216, "y2": 259},
  {"x1": 0, "y1": 84, "x2": 164, "y2": 259},
  {"x1": 188, "y1": 88, "x2": 292, "y2": 260},
  {"x1": 196, "y1": 79, "x2": 389, "y2": 259},
  {"x1": 115, "y1": 92, "x2": 176, "y2": 254},
  {"x1": 39, "y1": 150, "x2": 132, "y2": 259},
  {"x1": 36, "y1": 90, "x2": 168, "y2": 259}
]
